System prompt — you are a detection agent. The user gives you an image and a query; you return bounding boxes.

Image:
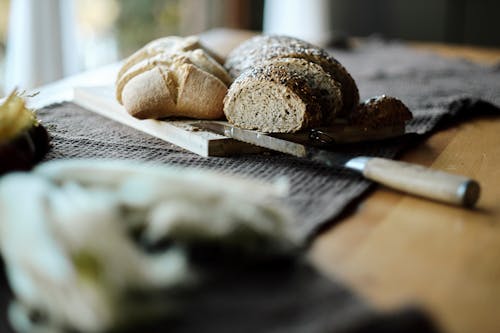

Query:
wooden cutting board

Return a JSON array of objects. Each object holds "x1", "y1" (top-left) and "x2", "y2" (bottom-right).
[
  {"x1": 72, "y1": 86, "x2": 262, "y2": 157},
  {"x1": 72, "y1": 86, "x2": 406, "y2": 157}
]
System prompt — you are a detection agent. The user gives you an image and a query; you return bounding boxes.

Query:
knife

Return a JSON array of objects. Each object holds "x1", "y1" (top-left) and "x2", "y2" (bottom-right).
[{"x1": 195, "y1": 121, "x2": 480, "y2": 207}]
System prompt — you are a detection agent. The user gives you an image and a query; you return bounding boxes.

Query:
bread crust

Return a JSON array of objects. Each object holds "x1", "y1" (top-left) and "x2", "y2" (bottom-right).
[
  {"x1": 349, "y1": 95, "x2": 413, "y2": 128},
  {"x1": 176, "y1": 64, "x2": 226, "y2": 119},
  {"x1": 122, "y1": 66, "x2": 177, "y2": 119},
  {"x1": 122, "y1": 63, "x2": 226, "y2": 120},
  {"x1": 117, "y1": 36, "x2": 201, "y2": 80}
]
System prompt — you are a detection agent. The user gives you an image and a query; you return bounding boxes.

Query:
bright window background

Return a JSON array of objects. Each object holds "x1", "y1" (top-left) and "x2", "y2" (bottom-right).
[
  {"x1": 0, "y1": 0, "x2": 9, "y2": 95},
  {"x1": 0, "y1": 0, "x2": 497, "y2": 96},
  {"x1": 76, "y1": 0, "x2": 183, "y2": 69},
  {"x1": 0, "y1": 0, "x2": 188, "y2": 96},
  {"x1": 0, "y1": 0, "x2": 262, "y2": 96}
]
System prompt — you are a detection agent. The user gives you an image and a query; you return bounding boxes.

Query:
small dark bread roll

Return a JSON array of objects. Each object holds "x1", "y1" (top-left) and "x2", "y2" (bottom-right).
[{"x1": 350, "y1": 95, "x2": 413, "y2": 129}]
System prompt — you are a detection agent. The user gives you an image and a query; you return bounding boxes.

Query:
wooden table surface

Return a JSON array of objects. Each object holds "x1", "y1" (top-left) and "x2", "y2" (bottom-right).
[
  {"x1": 307, "y1": 44, "x2": 500, "y2": 333},
  {"x1": 30, "y1": 29, "x2": 500, "y2": 333}
]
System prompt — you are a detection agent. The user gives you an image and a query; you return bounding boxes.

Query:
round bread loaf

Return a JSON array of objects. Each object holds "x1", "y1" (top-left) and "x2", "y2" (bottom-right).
[
  {"x1": 224, "y1": 61, "x2": 323, "y2": 133},
  {"x1": 225, "y1": 35, "x2": 359, "y2": 119},
  {"x1": 116, "y1": 36, "x2": 231, "y2": 120}
]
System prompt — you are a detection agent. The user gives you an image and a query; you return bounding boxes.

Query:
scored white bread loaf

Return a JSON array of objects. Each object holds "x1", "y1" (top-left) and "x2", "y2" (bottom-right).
[
  {"x1": 116, "y1": 36, "x2": 231, "y2": 120},
  {"x1": 225, "y1": 35, "x2": 359, "y2": 121}
]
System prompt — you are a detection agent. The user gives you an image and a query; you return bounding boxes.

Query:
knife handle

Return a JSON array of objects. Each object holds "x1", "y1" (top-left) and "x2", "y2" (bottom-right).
[{"x1": 347, "y1": 157, "x2": 481, "y2": 207}]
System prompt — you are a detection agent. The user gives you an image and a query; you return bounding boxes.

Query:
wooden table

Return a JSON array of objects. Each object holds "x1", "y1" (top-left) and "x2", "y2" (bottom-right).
[
  {"x1": 310, "y1": 116, "x2": 500, "y2": 333},
  {"x1": 201, "y1": 29, "x2": 500, "y2": 333},
  {"x1": 30, "y1": 30, "x2": 500, "y2": 333}
]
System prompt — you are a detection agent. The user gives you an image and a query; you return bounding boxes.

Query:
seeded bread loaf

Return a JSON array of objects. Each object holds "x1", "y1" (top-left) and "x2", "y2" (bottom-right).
[
  {"x1": 225, "y1": 35, "x2": 359, "y2": 119},
  {"x1": 116, "y1": 36, "x2": 231, "y2": 120},
  {"x1": 224, "y1": 61, "x2": 323, "y2": 133}
]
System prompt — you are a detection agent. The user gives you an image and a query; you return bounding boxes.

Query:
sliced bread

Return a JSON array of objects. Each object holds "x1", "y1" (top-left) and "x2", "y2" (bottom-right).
[{"x1": 225, "y1": 35, "x2": 359, "y2": 118}]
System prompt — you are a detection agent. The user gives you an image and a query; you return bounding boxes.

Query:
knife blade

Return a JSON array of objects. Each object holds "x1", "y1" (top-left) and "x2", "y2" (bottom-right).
[{"x1": 195, "y1": 121, "x2": 480, "y2": 207}]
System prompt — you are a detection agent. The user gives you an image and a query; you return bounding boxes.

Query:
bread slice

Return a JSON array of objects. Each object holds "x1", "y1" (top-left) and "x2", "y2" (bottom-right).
[
  {"x1": 224, "y1": 62, "x2": 322, "y2": 133},
  {"x1": 262, "y1": 58, "x2": 343, "y2": 123},
  {"x1": 225, "y1": 35, "x2": 359, "y2": 118}
]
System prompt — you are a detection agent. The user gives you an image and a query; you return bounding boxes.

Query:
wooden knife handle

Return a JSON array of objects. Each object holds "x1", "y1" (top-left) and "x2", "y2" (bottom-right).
[{"x1": 358, "y1": 157, "x2": 481, "y2": 207}]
